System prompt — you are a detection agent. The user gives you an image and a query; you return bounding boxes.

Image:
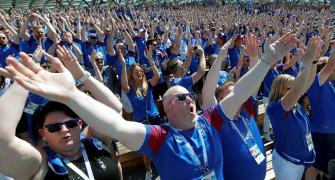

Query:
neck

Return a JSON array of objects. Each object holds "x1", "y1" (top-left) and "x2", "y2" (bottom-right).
[
  {"x1": 169, "y1": 115, "x2": 197, "y2": 131},
  {"x1": 59, "y1": 146, "x2": 82, "y2": 161}
]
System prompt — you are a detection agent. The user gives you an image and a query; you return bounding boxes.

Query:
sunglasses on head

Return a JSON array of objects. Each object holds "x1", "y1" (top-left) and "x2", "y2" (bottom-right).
[
  {"x1": 175, "y1": 93, "x2": 196, "y2": 102},
  {"x1": 44, "y1": 119, "x2": 79, "y2": 133}
]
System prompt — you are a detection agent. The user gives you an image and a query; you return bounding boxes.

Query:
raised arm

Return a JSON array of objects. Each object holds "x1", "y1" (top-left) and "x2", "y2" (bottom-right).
[
  {"x1": 282, "y1": 37, "x2": 321, "y2": 110},
  {"x1": 282, "y1": 48, "x2": 303, "y2": 71},
  {"x1": 123, "y1": 29, "x2": 136, "y2": 52},
  {"x1": 191, "y1": 47, "x2": 206, "y2": 85},
  {"x1": 220, "y1": 33, "x2": 298, "y2": 119},
  {"x1": 0, "y1": 56, "x2": 43, "y2": 179},
  {"x1": 318, "y1": 50, "x2": 335, "y2": 85},
  {"x1": 147, "y1": 49, "x2": 160, "y2": 87},
  {"x1": 6, "y1": 52, "x2": 146, "y2": 151},
  {"x1": 89, "y1": 50, "x2": 103, "y2": 82},
  {"x1": 0, "y1": 14, "x2": 20, "y2": 44},
  {"x1": 19, "y1": 15, "x2": 31, "y2": 41},
  {"x1": 38, "y1": 13, "x2": 58, "y2": 41},
  {"x1": 202, "y1": 40, "x2": 232, "y2": 111},
  {"x1": 120, "y1": 50, "x2": 130, "y2": 93},
  {"x1": 56, "y1": 46, "x2": 122, "y2": 113}
]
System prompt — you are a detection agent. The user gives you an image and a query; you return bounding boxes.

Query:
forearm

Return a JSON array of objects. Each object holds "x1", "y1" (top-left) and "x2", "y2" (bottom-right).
[
  {"x1": 19, "y1": 18, "x2": 30, "y2": 40},
  {"x1": 220, "y1": 60, "x2": 270, "y2": 119},
  {"x1": 121, "y1": 64, "x2": 130, "y2": 92},
  {"x1": 83, "y1": 76, "x2": 122, "y2": 114},
  {"x1": 72, "y1": 44, "x2": 83, "y2": 63},
  {"x1": 66, "y1": 89, "x2": 146, "y2": 150},
  {"x1": 92, "y1": 64, "x2": 103, "y2": 82},
  {"x1": 0, "y1": 83, "x2": 29, "y2": 139},
  {"x1": 202, "y1": 56, "x2": 221, "y2": 111},
  {"x1": 124, "y1": 30, "x2": 135, "y2": 51},
  {"x1": 94, "y1": 25, "x2": 105, "y2": 42}
]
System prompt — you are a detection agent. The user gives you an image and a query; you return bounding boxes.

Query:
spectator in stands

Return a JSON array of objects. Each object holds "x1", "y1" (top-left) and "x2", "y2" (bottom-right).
[
  {"x1": 120, "y1": 45, "x2": 162, "y2": 179},
  {"x1": 305, "y1": 53, "x2": 335, "y2": 180},
  {"x1": 267, "y1": 36, "x2": 321, "y2": 180},
  {"x1": 202, "y1": 34, "x2": 266, "y2": 180},
  {"x1": 2, "y1": 32, "x2": 297, "y2": 180}
]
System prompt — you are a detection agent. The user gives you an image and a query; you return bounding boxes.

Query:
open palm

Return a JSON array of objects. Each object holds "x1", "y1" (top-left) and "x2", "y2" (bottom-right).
[{"x1": 6, "y1": 52, "x2": 77, "y2": 102}]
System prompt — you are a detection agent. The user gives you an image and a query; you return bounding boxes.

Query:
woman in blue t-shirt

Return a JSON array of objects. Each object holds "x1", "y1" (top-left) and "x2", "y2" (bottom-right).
[
  {"x1": 267, "y1": 36, "x2": 321, "y2": 180},
  {"x1": 119, "y1": 48, "x2": 162, "y2": 178}
]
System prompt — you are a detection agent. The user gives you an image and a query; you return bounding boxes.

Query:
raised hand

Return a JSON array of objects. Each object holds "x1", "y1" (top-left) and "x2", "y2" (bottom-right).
[
  {"x1": 56, "y1": 45, "x2": 85, "y2": 80},
  {"x1": 263, "y1": 32, "x2": 298, "y2": 65},
  {"x1": 302, "y1": 36, "x2": 321, "y2": 64},
  {"x1": 117, "y1": 49, "x2": 126, "y2": 66},
  {"x1": 244, "y1": 33, "x2": 260, "y2": 62},
  {"x1": 5, "y1": 52, "x2": 76, "y2": 102}
]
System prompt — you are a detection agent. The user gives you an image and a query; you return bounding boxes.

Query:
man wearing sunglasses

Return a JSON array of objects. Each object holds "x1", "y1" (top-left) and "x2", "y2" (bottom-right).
[
  {"x1": 1, "y1": 32, "x2": 298, "y2": 179},
  {"x1": 0, "y1": 31, "x2": 20, "y2": 68}
]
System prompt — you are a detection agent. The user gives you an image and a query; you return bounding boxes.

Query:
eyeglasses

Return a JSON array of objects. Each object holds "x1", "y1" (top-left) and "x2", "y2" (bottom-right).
[
  {"x1": 44, "y1": 119, "x2": 79, "y2": 133},
  {"x1": 175, "y1": 93, "x2": 196, "y2": 102}
]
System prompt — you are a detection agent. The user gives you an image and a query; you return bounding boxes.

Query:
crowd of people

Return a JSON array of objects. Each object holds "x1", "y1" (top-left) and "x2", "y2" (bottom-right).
[{"x1": 0, "y1": 1, "x2": 335, "y2": 180}]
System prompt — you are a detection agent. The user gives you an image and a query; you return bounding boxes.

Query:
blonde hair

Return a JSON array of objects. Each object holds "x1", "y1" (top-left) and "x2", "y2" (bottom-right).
[
  {"x1": 269, "y1": 74, "x2": 295, "y2": 103},
  {"x1": 128, "y1": 63, "x2": 148, "y2": 97}
]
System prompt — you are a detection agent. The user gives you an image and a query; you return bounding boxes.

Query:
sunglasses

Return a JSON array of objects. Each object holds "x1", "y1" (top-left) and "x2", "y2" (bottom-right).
[
  {"x1": 0, "y1": 37, "x2": 6, "y2": 40},
  {"x1": 96, "y1": 58, "x2": 104, "y2": 61},
  {"x1": 175, "y1": 93, "x2": 196, "y2": 102},
  {"x1": 44, "y1": 119, "x2": 79, "y2": 133}
]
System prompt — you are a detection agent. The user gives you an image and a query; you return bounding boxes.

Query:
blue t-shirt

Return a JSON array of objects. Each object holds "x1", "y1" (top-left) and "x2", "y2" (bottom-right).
[
  {"x1": 81, "y1": 41, "x2": 106, "y2": 69},
  {"x1": 138, "y1": 104, "x2": 225, "y2": 180},
  {"x1": 24, "y1": 93, "x2": 49, "y2": 142},
  {"x1": 170, "y1": 76, "x2": 193, "y2": 92},
  {"x1": 228, "y1": 47, "x2": 240, "y2": 68},
  {"x1": 0, "y1": 44, "x2": 20, "y2": 67},
  {"x1": 282, "y1": 65, "x2": 299, "y2": 77},
  {"x1": 190, "y1": 55, "x2": 200, "y2": 74},
  {"x1": 307, "y1": 75, "x2": 335, "y2": 133},
  {"x1": 127, "y1": 84, "x2": 159, "y2": 122},
  {"x1": 106, "y1": 51, "x2": 136, "y2": 81},
  {"x1": 21, "y1": 37, "x2": 53, "y2": 54},
  {"x1": 218, "y1": 109, "x2": 266, "y2": 180},
  {"x1": 263, "y1": 66, "x2": 281, "y2": 97},
  {"x1": 267, "y1": 100, "x2": 315, "y2": 166},
  {"x1": 134, "y1": 36, "x2": 146, "y2": 63}
]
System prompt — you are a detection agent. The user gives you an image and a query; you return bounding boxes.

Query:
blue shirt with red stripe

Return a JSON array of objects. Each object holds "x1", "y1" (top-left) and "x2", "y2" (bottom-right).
[{"x1": 138, "y1": 104, "x2": 225, "y2": 180}]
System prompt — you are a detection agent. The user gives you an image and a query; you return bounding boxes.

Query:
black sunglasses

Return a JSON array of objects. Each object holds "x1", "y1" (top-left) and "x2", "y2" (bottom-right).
[
  {"x1": 175, "y1": 93, "x2": 196, "y2": 102},
  {"x1": 0, "y1": 37, "x2": 6, "y2": 40},
  {"x1": 44, "y1": 119, "x2": 79, "y2": 133}
]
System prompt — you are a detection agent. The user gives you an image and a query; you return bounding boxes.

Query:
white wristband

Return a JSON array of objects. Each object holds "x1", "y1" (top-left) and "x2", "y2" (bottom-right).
[{"x1": 77, "y1": 71, "x2": 91, "y2": 86}]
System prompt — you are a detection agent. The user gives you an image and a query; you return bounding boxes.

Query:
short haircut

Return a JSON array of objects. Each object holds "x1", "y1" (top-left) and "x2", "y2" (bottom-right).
[{"x1": 33, "y1": 101, "x2": 79, "y2": 129}]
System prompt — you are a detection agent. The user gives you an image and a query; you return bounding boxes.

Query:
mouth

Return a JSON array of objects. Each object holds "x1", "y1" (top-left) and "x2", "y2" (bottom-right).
[{"x1": 62, "y1": 135, "x2": 72, "y2": 142}]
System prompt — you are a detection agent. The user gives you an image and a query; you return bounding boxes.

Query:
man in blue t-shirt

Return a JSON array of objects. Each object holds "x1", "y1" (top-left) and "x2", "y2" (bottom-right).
[
  {"x1": 228, "y1": 34, "x2": 244, "y2": 68},
  {"x1": 0, "y1": 32, "x2": 20, "y2": 67},
  {"x1": 19, "y1": 13, "x2": 57, "y2": 55},
  {"x1": 305, "y1": 58, "x2": 335, "y2": 179},
  {"x1": 167, "y1": 47, "x2": 206, "y2": 92}
]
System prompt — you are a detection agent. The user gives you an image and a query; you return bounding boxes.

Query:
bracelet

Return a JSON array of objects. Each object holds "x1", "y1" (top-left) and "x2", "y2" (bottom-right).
[
  {"x1": 76, "y1": 71, "x2": 91, "y2": 86},
  {"x1": 260, "y1": 58, "x2": 272, "y2": 67},
  {"x1": 312, "y1": 60, "x2": 318, "y2": 64}
]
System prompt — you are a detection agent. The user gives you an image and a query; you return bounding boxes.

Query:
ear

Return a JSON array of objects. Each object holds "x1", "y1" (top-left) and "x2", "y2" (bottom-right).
[
  {"x1": 78, "y1": 120, "x2": 83, "y2": 130},
  {"x1": 39, "y1": 129, "x2": 46, "y2": 140}
]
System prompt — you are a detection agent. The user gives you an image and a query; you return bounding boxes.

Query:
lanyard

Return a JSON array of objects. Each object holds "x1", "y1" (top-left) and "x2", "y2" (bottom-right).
[
  {"x1": 292, "y1": 105, "x2": 310, "y2": 134},
  {"x1": 230, "y1": 115, "x2": 256, "y2": 147},
  {"x1": 168, "y1": 123, "x2": 209, "y2": 173},
  {"x1": 61, "y1": 143, "x2": 95, "y2": 180}
]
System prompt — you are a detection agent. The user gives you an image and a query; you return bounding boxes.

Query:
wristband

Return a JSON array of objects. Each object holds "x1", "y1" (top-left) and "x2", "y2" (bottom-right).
[
  {"x1": 76, "y1": 71, "x2": 91, "y2": 86},
  {"x1": 312, "y1": 60, "x2": 318, "y2": 64}
]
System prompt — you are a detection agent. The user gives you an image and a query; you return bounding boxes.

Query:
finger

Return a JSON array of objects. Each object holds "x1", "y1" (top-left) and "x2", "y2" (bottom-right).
[
  {"x1": 51, "y1": 57, "x2": 67, "y2": 73},
  {"x1": 13, "y1": 75, "x2": 40, "y2": 94},
  {"x1": 19, "y1": 52, "x2": 43, "y2": 74},
  {"x1": 6, "y1": 57, "x2": 36, "y2": 78}
]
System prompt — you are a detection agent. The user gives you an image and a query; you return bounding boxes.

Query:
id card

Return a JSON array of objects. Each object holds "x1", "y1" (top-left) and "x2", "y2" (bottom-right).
[
  {"x1": 24, "y1": 102, "x2": 39, "y2": 115},
  {"x1": 201, "y1": 170, "x2": 216, "y2": 180},
  {"x1": 249, "y1": 144, "x2": 265, "y2": 165},
  {"x1": 306, "y1": 133, "x2": 314, "y2": 152}
]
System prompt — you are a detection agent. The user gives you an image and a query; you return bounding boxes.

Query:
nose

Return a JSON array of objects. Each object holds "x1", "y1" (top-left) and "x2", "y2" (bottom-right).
[{"x1": 59, "y1": 124, "x2": 70, "y2": 132}]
